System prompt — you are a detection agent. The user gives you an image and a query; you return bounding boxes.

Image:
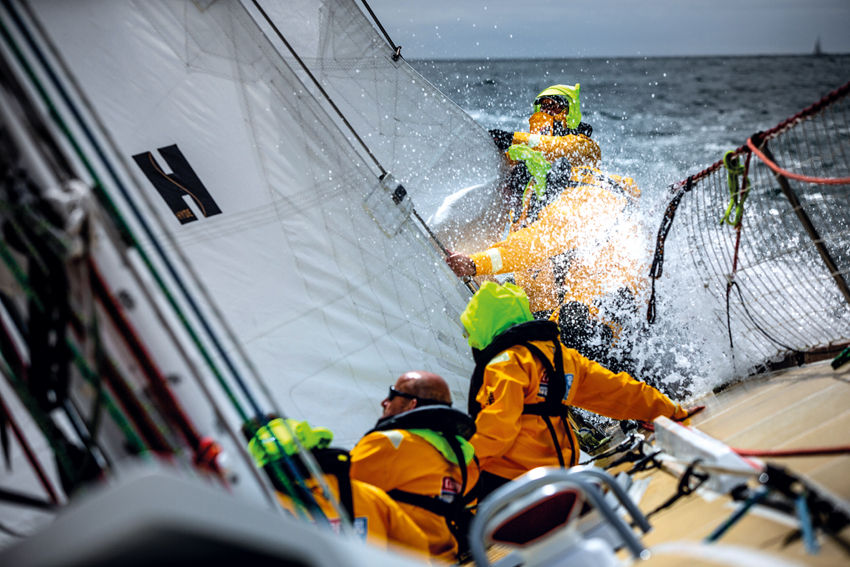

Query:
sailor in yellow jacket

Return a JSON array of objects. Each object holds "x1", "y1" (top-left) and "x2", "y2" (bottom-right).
[
  {"x1": 460, "y1": 281, "x2": 695, "y2": 500},
  {"x1": 449, "y1": 83, "x2": 646, "y2": 369},
  {"x1": 246, "y1": 417, "x2": 429, "y2": 559},
  {"x1": 350, "y1": 371, "x2": 479, "y2": 563},
  {"x1": 455, "y1": 171, "x2": 644, "y2": 316}
]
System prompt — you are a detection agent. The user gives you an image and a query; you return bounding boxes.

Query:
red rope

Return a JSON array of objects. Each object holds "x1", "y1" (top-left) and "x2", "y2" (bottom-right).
[
  {"x1": 732, "y1": 444, "x2": 850, "y2": 458},
  {"x1": 88, "y1": 259, "x2": 225, "y2": 478},
  {"x1": 759, "y1": 80, "x2": 850, "y2": 140},
  {"x1": 747, "y1": 138, "x2": 850, "y2": 185},
  {"x1": 670, "y1": 80, "x2": 850, "y2": 191},
  {"x1": 0, "y1": 392, "x2": 62, "y2": 504}
]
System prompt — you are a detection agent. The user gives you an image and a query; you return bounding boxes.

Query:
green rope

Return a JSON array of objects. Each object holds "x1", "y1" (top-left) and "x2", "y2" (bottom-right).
[
  {"x1": 0, "y1": 350, "x2": 77, "y2": 486},
  {"x1": 832, "y1": 347, "x2": 850, "y2": 370},
  {"x1": 719, "y1": 151, "x2": 751, "y2": 226},
  {"x1": 0, "y1": 227, "x2": 148, "y2": 456},
  {"x1": 67, "y1": 342, "x2": 148, "y2": 455}
]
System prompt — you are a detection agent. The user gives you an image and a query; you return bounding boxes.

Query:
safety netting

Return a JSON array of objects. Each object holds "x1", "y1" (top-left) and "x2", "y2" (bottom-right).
[{"x1": 648, "y1": 81, "x2": 850, "y2": 375}]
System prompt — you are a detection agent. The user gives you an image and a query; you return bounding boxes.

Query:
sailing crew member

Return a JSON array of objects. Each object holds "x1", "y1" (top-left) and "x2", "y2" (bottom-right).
[
  {"x1": 460, "y1": 281, "x2": 699, "y2": 500},
  {"x1": 448, "y1": 83, "x2": 645, "y2": 372},
  {"x1": 246, "y1": 417, "x2": 429, "y2": 558},
  {"x1": 349, "y1": 371, "x2": 479, "y2": 563},
  {"x1": 528, "y1": 83, "x2": 592, "y2": 137}
]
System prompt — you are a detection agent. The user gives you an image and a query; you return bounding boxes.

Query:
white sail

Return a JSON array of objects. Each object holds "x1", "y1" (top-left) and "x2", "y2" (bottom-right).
[
  {"x1": 4, "y1": 0, "x2": 498, "y2": 455},
  {"x1": 243, "y1": 0, "x2": 502, "y2": 219}
]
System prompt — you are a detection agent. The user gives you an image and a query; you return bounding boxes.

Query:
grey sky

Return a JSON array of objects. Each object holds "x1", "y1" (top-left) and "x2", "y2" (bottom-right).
[{"x1": 366, "y1": 0, "x2": 850, "y2": 59}]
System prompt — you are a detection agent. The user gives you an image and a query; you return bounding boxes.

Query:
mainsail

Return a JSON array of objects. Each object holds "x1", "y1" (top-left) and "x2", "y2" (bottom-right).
[{"x1": 0, "y1": 0, "x2": 500, "y2": 525}]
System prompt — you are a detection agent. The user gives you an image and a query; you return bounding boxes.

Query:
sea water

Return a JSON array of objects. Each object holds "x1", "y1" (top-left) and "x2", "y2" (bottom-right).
[
  {"x1": 414, "y1": 55, "x2": 850, "y2": 193},
  {"x1": 413, "y1": 55, "x2": 850, "y2": 398}
]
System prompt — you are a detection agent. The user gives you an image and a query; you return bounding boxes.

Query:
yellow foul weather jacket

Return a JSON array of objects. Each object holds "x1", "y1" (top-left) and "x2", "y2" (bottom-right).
[
  {"x1": 350, "y1": 428, "x2": 479, "y2": 563},
  {"x1": 275, "y1": 473, "x2": 429, "y2": 558},
  {"x1": 469, "y1": 173, "x2": 645, "y2": 314},
  {"x1": 470, "y1": 335, "x2": 688, "y2": 480}
]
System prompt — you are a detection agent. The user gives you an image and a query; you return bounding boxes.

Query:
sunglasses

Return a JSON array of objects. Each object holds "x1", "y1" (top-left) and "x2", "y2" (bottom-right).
[
  {"x1": 387, "y1": 385, "x2": 418, "y2": 401},
  {"x1": 538, "y1": 97, "x2": 568, "y2": 113},
  {"x1": 386, "y1": 386, "x2": 450, "y2": 407}
]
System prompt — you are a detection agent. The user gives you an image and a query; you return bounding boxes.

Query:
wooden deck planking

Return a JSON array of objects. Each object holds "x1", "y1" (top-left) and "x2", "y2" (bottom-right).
[{"x1": 636, "y1": 360, "x2": 850, "y2": 565}]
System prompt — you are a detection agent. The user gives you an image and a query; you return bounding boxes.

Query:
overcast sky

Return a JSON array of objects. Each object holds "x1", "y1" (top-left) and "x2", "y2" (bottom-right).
[{"x1": 365, "y1": 0, "x2": 850, "y2": 59}]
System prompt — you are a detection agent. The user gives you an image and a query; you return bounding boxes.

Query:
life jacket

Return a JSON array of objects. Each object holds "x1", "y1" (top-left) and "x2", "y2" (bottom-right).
[
  {"x1": 529, "y1": 111, "x2": 590, "y2": 137},
  {"x1": 368, "y1": 406, "x2": 477, "y2": 560},
  {"x1": 510, "y1": 131, "x2": 600, "y2": 167},
  {"x1": 468, "y1": 320, "x2": 579, "y2": 468},
  {"x1": 313, "y1": 448, "x2": 356, "y2": 523}
]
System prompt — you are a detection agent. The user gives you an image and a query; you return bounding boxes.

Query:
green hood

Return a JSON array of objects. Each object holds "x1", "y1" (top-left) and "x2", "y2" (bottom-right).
[
  {"x1": 460, "y1": 281, "x2": 534, "y2": 350},
  {"x1": 533, "y1": 83, "x2": 582, "y2": 129},
  {"x1": 248, "y1": 418, "x2": 333, "y2": 467}
]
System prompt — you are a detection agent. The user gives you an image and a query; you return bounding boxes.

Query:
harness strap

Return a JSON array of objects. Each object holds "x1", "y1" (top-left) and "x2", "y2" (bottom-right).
[
  {"x1": 543, "y1": 415, "x2": 566, "y2": 468},
  {"x1": 444, "y1": 432, "x2": 469, "y2": 497},
  {"x1": 469, "y1": 320, "x2": 582, "y2": 468},
  {"x1": 388, "y1": 488, "x2": 474, "y2": 559},
  {"x1": 469, "y1": 320, "x2": 561, "y2": 417},
  {"x1": 314, "y1": 449, "x2": 355, "y2": 524},
  {"x1": 523, "y1": 341, "x2": 565, "y2": 409},
  {"x1": 522, "y1": 341, "x2": 578, "y2": 467}
]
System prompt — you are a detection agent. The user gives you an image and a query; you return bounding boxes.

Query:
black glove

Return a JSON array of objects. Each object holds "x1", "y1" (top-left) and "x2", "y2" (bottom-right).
[
  {"x1": 489, "y1": 129, "x2": 513, "y2": 152},
  {"x1": 506, "y1": 162, "x2": 531, "y2": 197},
  {"x1": 546, "y1": 157, "x2": 572, "y2": 189},
  {"x1": 576, "y1": 122, "x2": 593, "y2": 138}
]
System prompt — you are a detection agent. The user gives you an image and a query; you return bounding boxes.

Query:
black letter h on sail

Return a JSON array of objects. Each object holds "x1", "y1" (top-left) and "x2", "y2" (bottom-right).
[{"x1": 133, "y1": 144, "x2": 222, "y2": 224}]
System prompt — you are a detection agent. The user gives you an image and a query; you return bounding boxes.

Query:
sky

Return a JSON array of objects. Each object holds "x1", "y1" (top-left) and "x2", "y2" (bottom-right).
[{"x1": 365, "y1": 0, "x2": 850, "y2": 59}]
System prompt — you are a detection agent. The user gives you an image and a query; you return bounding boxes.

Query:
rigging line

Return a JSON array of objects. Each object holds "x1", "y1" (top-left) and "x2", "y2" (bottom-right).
[
  {"x1": 0, "y1": 485, "x2": 57, "y2": 511},
  {"x1": 88, "y1": 261, "x2": 204, "y2": 450},
  {"x1": 358, "y1": 0, "x2": 402, "y2": 60},
  {"x1": 0, "y1": 200, "x2": 148, "y2": 457},
  {"x1": 0, "y1": 246, "x2": 116, "y2": 481},
  {"x1": 0, "y1": 308, "x2": 79, "y2": 484},
  {"x1": 66, "y1": 291, "x2": 175, "y2": 457},
  {"x1": 250, "y1": 0, "x2": 384, "y2": 175},
  {"x1": 0, "y1": 390, "x2": 61, "y2": 504},
  {"x1": 728, "y1": 281, "x2": 802, "y2": 354},
  {"x1": 2, "y1": 1, "x2": 263, "y2": 421},
  {"x1": 248, "y1": 1, "x2": 473, "y2": 295},
  {"x1": 732, "y1": 444, "x2": 850, "y2": 458},
  {"x1": 66, "y1": 324, "x2": 151, "y2": 457},
  {"x1": 747, "y1": 137, "x2": 850, "y2": 185},
  {"x1": 86, "y1": 260, "x2": 280, "y2": 504}
]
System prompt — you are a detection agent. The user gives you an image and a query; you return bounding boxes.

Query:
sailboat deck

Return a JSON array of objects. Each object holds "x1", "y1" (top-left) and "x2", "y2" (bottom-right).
[{"x1": 636, "y1": 359, "x2": 850, "y2": 566}]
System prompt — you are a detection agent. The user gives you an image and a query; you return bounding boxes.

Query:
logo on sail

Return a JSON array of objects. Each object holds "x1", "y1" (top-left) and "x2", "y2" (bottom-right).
[{"x1": 132, "y1": 144, "x2": 222, "y2": 224}]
